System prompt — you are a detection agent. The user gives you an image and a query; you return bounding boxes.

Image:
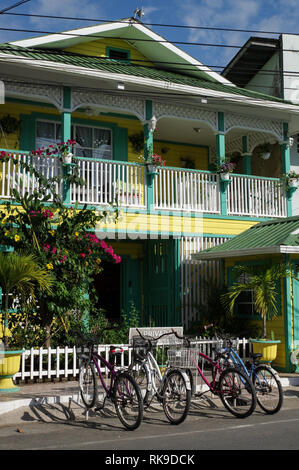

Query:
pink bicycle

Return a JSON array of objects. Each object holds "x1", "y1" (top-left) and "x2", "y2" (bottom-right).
[{"x1": 169, "y1": 331, "x2": 257, "y2": 418}]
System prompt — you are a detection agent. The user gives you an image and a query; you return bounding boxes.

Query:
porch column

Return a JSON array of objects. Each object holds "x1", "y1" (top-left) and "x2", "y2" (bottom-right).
[
  {"x1": 61, "y1": 86, "x2": 72, "y2": 205},
  {"x1": 144, "y1": 100, "x2": 156, "y2": 210},
  {"x1": 281, "y1": 122, "x2": 292, "y2": 216},
  {"x1": 216, "y1": 112, "x2": 228, "y2": 215},
  {"x1": 242, "y1": 136, "x2": 251, "y2": 175}
]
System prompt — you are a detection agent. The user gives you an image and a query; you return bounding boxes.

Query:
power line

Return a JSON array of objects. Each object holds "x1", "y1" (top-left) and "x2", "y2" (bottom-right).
[
  {"x1": 4, "y1": 25, "x2": 299, "y2": 55},
  {"x1": 0, "y1": 0, "x2": 31, "y2": 15},
  {"x1": 2, "y1": 46, "x2": 299, "y2": 82},
  {"x1": 3, "y1": 12, "x2": 299, "y2": 37}
]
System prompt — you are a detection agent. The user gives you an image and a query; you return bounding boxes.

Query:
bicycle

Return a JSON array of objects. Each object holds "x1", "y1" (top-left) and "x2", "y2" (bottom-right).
[
  {"x1": 170, "y1": 330, "x2": 257, "y2": 419},
  {"x1": 128, "y1": 328, "x2": 192, "y2": 425},
  {"x1": 218, "y1": 335, "x2": 283, "y2": 415},
  {"x1": 75, "y1": 328, "x2": 143, "y2": 431}
]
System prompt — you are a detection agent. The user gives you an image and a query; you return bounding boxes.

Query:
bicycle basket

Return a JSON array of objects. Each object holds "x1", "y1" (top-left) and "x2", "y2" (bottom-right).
[
  {"x1": 131, "y1": 335, "x2": 152, "y2": 349},
  {"x1": 167, "y1": 348, "x2": 199, "y2": 368}
]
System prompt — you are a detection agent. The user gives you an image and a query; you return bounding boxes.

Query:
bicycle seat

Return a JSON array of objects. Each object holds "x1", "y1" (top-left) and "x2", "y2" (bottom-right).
[{"x1": 250, "y1": 353, "x2": 263, "y2": 360}]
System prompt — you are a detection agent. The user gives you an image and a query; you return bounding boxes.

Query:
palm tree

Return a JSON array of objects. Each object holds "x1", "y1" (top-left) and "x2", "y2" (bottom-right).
[
  {"x1": 0, "y1": 252, "x2": 53, "y2": 349},
  {"x1": 221, "y1": 263, "x2": 290, "y2": 339}
]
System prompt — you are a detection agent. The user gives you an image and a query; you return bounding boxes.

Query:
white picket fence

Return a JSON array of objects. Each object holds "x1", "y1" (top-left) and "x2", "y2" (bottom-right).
[{"x1": 14, "y1": 337, "x2": 250, "y2": 383}]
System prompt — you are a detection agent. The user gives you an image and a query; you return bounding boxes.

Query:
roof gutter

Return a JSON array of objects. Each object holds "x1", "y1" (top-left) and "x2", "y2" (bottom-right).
[
  {"x1": 0, "y1": 53, "x2": 298, "y2": 113},
  {"x1": 192, "y1": 245, "x2": 299, "y2": 260}
]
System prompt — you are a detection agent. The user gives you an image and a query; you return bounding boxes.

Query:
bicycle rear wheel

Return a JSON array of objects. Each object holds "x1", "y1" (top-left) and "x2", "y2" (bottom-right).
[
  {"x1": 162, "y1": 369, "x2": 191, "y2": 425},
  {"x1": 252, "y1": 365, "x2": 283, "y2": 414},
  {"x1": 78, "y1": 358, "x2": 97, "y2": 408},
  {"x1": 219, "y1": 367, "x2": 256, "y2": 418},
  {"x1": 113, "y1": 372, "x2": 143, "y2": 430}
]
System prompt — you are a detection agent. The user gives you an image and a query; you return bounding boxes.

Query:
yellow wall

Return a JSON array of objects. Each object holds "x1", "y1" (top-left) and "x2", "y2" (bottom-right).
[
  {"x1": 224, "y1": 254, "x2": 286, "y2": 369},
  {"x1": 64, "y1": 38, "x2": 153, "y2": 67}
]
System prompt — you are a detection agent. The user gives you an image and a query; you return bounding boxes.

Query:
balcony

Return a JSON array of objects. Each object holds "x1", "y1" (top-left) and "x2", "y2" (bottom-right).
[{"x1": 0, "y1": 151, "x2": 287, "y2": 219}]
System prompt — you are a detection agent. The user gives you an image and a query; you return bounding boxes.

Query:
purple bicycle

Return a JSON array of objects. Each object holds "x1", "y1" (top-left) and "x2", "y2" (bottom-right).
[{"x1": 76, "y1": 329, "x2": 143, "y2": 431}]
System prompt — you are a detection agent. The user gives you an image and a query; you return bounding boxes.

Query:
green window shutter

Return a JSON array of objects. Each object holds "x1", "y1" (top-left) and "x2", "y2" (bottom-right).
[
  {"x1": 114, "y1": 127, "x2": 128, "y2": 162},
  {"x1": 19, "y1": 114, "x2": 36, "y2": 151}
]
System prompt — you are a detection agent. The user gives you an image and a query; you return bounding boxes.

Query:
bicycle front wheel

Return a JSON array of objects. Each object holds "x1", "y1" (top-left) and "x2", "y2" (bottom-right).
[
  {"x1": 78, "y1": 358, "x2": 97, "y2": 408},
  {"x1": 162, "y1": 369, "x2": 191, "y2": 425},
  {"x1": 128, "y1": 360, "x2": 151, "y2": 406},
  {"x1": 219, "y1": 367, "x2": 256, "y2": 418},
  {"x1": 113, "y1": 372, "x2": 143, "y2": 431},
  {"x1": 252, "y1": 365, "x2": 283, "y2": 414}
]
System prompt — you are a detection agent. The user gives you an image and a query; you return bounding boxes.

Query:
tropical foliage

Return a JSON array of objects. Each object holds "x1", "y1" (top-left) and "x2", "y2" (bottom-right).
[
  {"x1": 221, "y1": 263, "x2": 293, "y2": 339},
  {"x1": 0, "y1": 143, "x2": 121, "y2": 347}
]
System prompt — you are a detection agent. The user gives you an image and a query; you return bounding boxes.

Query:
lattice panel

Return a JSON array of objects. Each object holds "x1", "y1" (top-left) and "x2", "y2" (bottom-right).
[
  {"x1": 71, "y1": 90, "x2": 146, "y2": 120},
  {"x1": 153, "y1": 100, "x2": 218, "y2": 130},
  {"x1": 224, "y1": 112, "x2": 284, "y2": 141},
  {"x1": 2, "y1": 78, "x2": 64, "y2": 110}
]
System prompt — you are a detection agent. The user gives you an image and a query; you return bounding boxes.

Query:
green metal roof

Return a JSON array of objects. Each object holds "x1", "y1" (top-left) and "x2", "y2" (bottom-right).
[
  {"x1": 0, "y1": 43, "x2": 292, "y2": 104},
  {"x1": 193, "y1": 216, "x2": 299, "y2": 260}
]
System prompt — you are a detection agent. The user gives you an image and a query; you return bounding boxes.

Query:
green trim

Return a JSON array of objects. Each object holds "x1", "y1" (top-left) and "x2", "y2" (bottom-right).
[
  {"x1": 6, "y1": 97, "x2": 56, "y2": 108},
  {"x1": 106, "y1": 46, "x2": 131, "y2": 63},
  {"x1": 283, "y1": 253, "x2": 293, "y2": 371},
  {"x1": 63, "y1": 86, "x2": 72, "y2": 110}
]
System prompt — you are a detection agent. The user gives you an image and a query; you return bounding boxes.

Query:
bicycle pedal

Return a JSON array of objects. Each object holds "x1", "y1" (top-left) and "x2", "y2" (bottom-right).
[{"x1": 94, "y1": 403, "x2": 105, "y2": 411}]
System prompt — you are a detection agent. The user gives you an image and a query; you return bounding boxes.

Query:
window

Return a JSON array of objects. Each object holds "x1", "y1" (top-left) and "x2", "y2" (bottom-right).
[
  {"x1": 107, "y1": 47, "x2": 130, "y2": 62},
  {"x1": 236, "y1": 272, "x2": 255, "y2": 316},
  {"x1": 36, "y1": 120, "x2": 112, "y2": 160}
]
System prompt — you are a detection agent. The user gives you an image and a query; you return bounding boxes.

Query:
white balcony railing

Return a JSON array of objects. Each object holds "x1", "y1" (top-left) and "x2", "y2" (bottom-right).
[
  {"x1": 0, "y1": 151, "x2": 287, "y2": 218},
  {"x1": 0, "y1": 152, "x2": 62, "y2": 200},
  {"x1": 154, "y1": 167, "x2": 220, "y2": 213},
  {"x1": 71, "y1": 158, "x2": 146, "y2": 208},
  {"x1": 227, "y1": 174, "x2": 287, "y2": 218}
]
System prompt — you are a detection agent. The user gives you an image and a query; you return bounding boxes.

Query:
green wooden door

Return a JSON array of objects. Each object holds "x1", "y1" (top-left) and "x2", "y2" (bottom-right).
[
  {"x1": 121, "y1": 256, "x2": 142, "y2": 323},
  {"x1": 144, "y1": 239, "x2": 180, "y2": 327}
]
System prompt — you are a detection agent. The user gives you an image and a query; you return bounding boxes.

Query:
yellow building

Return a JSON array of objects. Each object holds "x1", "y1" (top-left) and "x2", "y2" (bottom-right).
[{"x1": 1, "y1": 17, "x2": 299, "y2": 339}]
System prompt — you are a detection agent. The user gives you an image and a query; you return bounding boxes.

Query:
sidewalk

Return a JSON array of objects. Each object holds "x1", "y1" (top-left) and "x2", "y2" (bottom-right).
[{"x1": 0, "y1": 372, "x2": 298, "y2": 418}]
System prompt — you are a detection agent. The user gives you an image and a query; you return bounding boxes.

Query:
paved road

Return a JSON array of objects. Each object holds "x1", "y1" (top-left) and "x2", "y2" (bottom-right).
[{"x1": 0, "y1": 389, "x2": 298, "y2": 452}]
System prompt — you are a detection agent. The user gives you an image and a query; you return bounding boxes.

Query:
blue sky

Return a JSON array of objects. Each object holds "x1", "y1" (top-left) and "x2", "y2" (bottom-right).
[{"x1": 1, "y1": 0, "x2": 299, "y2": 71}]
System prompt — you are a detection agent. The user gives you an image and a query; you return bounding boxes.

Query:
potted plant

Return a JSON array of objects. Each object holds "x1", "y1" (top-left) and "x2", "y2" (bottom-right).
[
  {"x1": 0, "y1": 252, "x2": 53, "y2": 392},
  {"x1": 138, "y1": 153, "x2": 166, "y2": 175},
  {"x1": 257, "y1": 143, "x2": 272, "y2": 160},
  {"x1": 214, "y1": 159, "x2": 236, "y2": 180},
  {"x1": 284, "y1": 170, "x2": 299, "y2": 188},
  {"x1": 221, "y1": 263, "x2": 290, "y2": 362}
]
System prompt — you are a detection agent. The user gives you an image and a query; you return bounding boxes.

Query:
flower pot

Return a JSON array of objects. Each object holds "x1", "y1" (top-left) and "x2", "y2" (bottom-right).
[
  {"x1": 288, "y1": 179, "x2": 298, "y2": 188},
  {"x1": 62, "y1": 153, "x2": 73, "y2": 164},
  {"x1": 249, "y1": 339, "x2": 280, "y2": 363},
  {"x1": 220, "y1": 172, "x2": 230, "y2": 180},
  {"x1": 260, "y1": 152, "x2": 271, "y2": 160},
  {"x1": 0, "y1": 349, "x2": 24, "y2": 392},
  {"x1": 146, "y1": 164, "x2": 158, "y2": 175}
]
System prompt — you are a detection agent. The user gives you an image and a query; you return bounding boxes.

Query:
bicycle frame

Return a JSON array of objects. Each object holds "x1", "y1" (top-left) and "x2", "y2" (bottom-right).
[
  {"x1": 88, "y1": 350, "x2": 118, "y2": 399},
  {"x1": 194, "y1": 351, "x2": 224, "y2": 393}
]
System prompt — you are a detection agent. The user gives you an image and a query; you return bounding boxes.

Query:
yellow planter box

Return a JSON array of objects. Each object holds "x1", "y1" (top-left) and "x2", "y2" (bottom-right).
[
  {"x1": 250, "y1": 340, "x2": 280, "y2": 363},
  {"x1": 0, "y1": 350, "x2": 23, "y2": 392}
]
